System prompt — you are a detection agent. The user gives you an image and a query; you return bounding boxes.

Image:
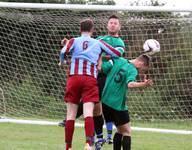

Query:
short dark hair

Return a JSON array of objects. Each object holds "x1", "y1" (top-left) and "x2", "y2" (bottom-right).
[
  {"x1": 137, "y1": 54, "x2": 151, "y2": 67},
  {"x1": 108, "y1": 14, "x2": 119, "y2": 20},
  {"x1": 80, "y1": 19, "x2": 94, "y2": 32}
]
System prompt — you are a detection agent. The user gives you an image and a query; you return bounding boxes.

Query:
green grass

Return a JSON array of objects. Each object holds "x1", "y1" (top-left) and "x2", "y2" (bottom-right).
[
  {"x1": 132, "y1": 120, "x2": 192, "y2": 130},
  {"x1": 0, "y1": 123, "x2": 192, "y2": 150}
]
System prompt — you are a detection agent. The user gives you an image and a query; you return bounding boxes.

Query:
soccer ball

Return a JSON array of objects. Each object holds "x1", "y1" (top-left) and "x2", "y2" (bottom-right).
[{"x1": 143, "y1": 39, "x2": 160, "y2": 55}]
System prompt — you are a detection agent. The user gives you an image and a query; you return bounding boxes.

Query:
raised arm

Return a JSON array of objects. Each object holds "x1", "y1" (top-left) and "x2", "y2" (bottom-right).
[
  {"x1": 59, "y1": 38, "x2": 75, "y2": 66},
  {"x1": 99, "y1": 40, "x2": 121, "y2": 57}
]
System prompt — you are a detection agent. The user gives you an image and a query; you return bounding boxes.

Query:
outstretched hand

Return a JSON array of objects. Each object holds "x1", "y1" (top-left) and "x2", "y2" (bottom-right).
[
  {"x1": 58, "y1": 60, "x2": 67, "y2": 67},
  {"x1": 144, "y1": 75, "x2": 153, "y2": 86},
  {"x1": 61, "y1": 38, "x2": 69, "y2": 46}
]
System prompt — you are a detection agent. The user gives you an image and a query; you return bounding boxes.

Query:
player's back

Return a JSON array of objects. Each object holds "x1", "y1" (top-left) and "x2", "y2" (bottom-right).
[
  {"x1": 60, "y1": 34, "x2": 121, "y2": 78},
  {"x1": 102, "y1": 57, "x2": 138, "y2": 111},
  {"x1": 71, "y1": 34, "x2": 101, "y2": 64}
]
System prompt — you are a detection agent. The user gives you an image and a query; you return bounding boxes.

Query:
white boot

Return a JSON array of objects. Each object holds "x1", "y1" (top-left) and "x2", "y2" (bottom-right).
[{"x1": 84, "y1": 143, "x2": 92, "y2": 150}]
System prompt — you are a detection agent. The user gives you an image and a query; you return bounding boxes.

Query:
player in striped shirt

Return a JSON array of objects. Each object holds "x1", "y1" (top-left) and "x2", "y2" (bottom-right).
[
  {"x1": 59, "y1": 19, "x2": 121, "y2": 150},
  {"x1": 59, "y1": 15, "x2": 126, "y2": 149}
]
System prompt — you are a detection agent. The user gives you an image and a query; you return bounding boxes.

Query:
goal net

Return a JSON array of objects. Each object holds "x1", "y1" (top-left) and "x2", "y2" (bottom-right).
[{"x1": 0, "y1": 3, "x2": 192, "y2": 129}]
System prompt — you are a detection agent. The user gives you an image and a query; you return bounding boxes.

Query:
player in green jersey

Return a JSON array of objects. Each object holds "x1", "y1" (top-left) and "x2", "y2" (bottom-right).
[
  {"x1": 94, "y1": 15, "x2": 126, "y2": 149},
  {"x1": 101, "y1": 55, "x2": 153, "y2": 150}
]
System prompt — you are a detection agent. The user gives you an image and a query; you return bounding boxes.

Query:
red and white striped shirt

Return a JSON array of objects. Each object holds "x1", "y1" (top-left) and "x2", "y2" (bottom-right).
[{"x1": 60, "y1": 34, "x2": 121, "y2": 78}]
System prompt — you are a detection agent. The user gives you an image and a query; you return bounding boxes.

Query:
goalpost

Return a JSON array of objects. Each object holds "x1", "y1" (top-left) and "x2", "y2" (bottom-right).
[{"x1": 0, "y1": 2, "x2": 192, "y2": 134}]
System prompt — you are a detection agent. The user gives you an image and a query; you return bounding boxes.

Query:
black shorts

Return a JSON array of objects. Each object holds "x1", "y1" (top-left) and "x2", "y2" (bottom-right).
[
  {"x1": 97, "y1": 73, "x2": 107, "y2": 99},
  {"x1": 102, "y1": 103, "x2": 130, "y2": 127}
]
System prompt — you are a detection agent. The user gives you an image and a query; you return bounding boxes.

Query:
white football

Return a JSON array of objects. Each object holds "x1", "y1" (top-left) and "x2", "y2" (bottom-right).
[{"x1": 143, "y1": 39, "x2": 160, "y2": 55}]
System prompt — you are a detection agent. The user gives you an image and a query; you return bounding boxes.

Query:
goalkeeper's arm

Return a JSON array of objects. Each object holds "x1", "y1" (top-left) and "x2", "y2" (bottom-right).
[
  {"x1": 58, "y1": 38, "x2": 69, "y2": 66},
  {"x1": 61, "y1": 38, "x2": 69, "y2": 46}
]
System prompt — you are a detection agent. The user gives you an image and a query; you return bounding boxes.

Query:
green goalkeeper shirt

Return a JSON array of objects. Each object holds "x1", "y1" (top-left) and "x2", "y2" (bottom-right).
[
  {"x1": 101, "y1": 57, "x2": 138, "y2": 111},
  {"x1": 97, "y1": 35, "x2": 125, "y2": 56}
]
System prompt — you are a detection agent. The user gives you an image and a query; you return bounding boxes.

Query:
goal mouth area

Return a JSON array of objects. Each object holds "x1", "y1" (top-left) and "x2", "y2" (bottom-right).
[{"x1": 0, "y1": 3, "x2": 192, "y2": 134}]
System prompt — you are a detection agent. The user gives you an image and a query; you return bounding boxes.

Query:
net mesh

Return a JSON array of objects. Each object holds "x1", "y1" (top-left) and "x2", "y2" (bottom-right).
[{"x1": 0, "y1": 7, "x2": 192, "y2": 123}]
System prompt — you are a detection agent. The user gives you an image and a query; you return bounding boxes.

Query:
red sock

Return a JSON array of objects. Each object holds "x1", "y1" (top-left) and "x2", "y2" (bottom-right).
[
  {"x1": 66, "y1": 144, "x2": 71, "y2": 150},
  {"x1": 65, "y1": 120, "x2": 75, "y2": 150},
  {"x1": 84, "y1": 116, "x2": 94, "y2": 146}
]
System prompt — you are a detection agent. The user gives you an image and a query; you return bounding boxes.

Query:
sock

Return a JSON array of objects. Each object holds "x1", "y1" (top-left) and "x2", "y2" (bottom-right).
[
  {"x1": 93, "y1": 115, "x2": 104, "y2": 140},
  {"x1": 66, "y1": 144, "x2": 71, "y2": 150},
  {"x1": 85, "y1": 116, "x2": 94, "y2": 146},
  {"x1": 106, "y1": 122, "x2": 113, "y2": 139},
  {"x1": 122, "y1": 136, "x2": 131, "y2": 150},
  {"x1": 65, "y1": 120, "x2": 75, "y2": 150},
  {"x1": 113, "y1": 132, "x2": 123, "y2": 150}
]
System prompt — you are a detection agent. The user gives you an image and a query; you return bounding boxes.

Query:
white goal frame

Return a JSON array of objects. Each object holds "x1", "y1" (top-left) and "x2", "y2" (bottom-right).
[
  {"x1": 0, "y1": 2, "x2": 192, "y2": 12},
  {"x1": 0, "y1": 2, "x2": 192, "y2": 135}
]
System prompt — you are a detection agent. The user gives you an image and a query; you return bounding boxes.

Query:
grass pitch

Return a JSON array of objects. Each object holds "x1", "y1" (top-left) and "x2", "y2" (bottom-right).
[{"x1": 0, "y1": 123, "x2": 192, "y2": 150}]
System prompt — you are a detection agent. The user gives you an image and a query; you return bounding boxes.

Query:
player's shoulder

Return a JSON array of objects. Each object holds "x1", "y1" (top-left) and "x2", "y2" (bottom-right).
[
  {"x1": 76, "y1": 36, "x2": 95, "y2": 42},
  {"x1": 110, "y1": 36, "x2": 125, "y2": 47},
  {"x1": 113, "y1": 57, "x2": 127, "y2": 64},
  {"x1": 119, "y1": 38, "x2": 124, "y2": 43},
  {"x1": 116, "y1": 37, "x2": 125, "y2": 46},
  {"x1": 127, "y1": 62, "x2": 137, "y2": 74},
  {"x1": 117, "y1": 58, "x2": 135, "y2": 70},
  {"x1": 93, "y1": 37, "x2": 100, "y2": 43},
  {"x1": 71, "y1": 37, "x2": 78, "y2": 41},
  {"x1": 119, "y1": 57, "x2": 127, "y2": 62},
  {"x1": 96, "y1": 35, "x2": 108, "y2": 40}
]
